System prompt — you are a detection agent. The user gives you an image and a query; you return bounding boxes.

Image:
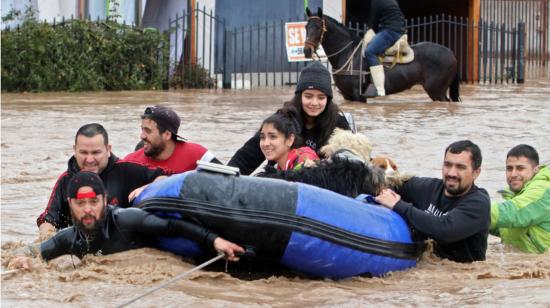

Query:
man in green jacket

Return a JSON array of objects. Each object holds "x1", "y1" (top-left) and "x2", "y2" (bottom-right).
[{"x1": 490, "y1": 144, "x2": 550, "y2": 253}]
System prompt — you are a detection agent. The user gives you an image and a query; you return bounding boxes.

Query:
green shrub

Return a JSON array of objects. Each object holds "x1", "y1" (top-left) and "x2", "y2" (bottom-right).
[{"x1": 1, "y1": 17, "x2": 166, "y2": 92}]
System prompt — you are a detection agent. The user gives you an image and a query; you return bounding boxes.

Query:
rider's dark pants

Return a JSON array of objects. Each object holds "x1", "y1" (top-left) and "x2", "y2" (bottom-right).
[{"x1": 363, "y1": 29, "x2": 402, "y2": 67}]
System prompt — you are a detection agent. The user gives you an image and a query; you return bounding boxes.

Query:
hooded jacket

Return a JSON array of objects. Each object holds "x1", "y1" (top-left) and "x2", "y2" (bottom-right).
[{"x1": 490, "y1": 165, "x2": 550, "y2": 253}]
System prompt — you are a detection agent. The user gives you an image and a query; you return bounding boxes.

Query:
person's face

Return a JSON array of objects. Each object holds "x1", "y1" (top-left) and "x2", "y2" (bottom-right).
[
  {"x1": 442, "y1": 150, "x2": 480, "y2": 197},
  {"x1": 74, "y1": 134, "x2": 111, "y2": 174},
  {"x1": 259, "y1": 123, "x2": 295, "y2": 166},
  {"x1": 140, "y1": 118, "x2": 170, "y2": 158},
  {"x1": 506, "y1": 156, "x2": 538, "y2": 193},
  {"x1": 301, "y1": 89, "x2": 328, "y2": 118},
  {"x1": 69, "y1": 186, "x2": 106, "y2": 233}
]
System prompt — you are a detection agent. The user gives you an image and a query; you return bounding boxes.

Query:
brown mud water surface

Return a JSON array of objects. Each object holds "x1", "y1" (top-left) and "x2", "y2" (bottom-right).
[{"x1": 2, "y1": 81, "x2": 550, "y2": 307}]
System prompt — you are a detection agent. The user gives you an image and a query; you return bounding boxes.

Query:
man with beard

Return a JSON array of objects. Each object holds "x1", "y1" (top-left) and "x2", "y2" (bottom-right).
[
  {"x1": 37, "y1": 123, "x2": 166, "y2": 239},
  {"x1": 124, "y1": 105, "x2": 220, "y2": 174},
  {"x1": 9, "y1": 171, "x2": 244, "y2": 269},
  {"x1": 375, "y1": 140, "x2": 490, "y2": 262}
]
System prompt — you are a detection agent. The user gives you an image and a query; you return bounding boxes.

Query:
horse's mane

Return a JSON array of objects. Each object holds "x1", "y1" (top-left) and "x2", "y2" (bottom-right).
[{"x1": 319, "y1": 14, "x2": 363, "y2": 45}]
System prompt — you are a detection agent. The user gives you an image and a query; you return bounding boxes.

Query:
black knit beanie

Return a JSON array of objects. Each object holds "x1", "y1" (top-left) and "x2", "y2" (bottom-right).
[{"x1": 295, "y1": 62, "x2": 333, "y2": 99}]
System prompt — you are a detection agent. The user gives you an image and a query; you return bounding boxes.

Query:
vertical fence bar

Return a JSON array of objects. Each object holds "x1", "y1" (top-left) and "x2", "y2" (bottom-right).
[
  {"x1": 208, "y1": 10, "x2": 213, "y2": 80},
  {"x1": 460, "y1": 16, "x2": 464, "y2": 81},
  {"x1": 223, "y1": 26, "x2": 231, "y2": 89},
  {"x1": 249, "y1": 25, "x2": 253, "y2": 88},
  {"x1": 265, "y1": 21, "x2": 268, "y2": 87},
  {"x1": 518, "y1": 22, "x2": 525, "y2": 83},
  {"x1": 241, "y1": 26, "x2": 245, "y2": 89},
  {"x1": 500, "y1": 23, "x2": 506, "y2": 83},
  {"x1": 202, "y1": 6, "x2": 206, "y2": 71},
  {"x1": 257, "y1": 23, "x2": 260, "y2": 87},
  {"x1": 174, "y1": 13, "x2": 179, "y2": 88},
  {"x1": 489, "y1": 21, "x2": 494, "y2": 83},
  {"x1": 512, "y1": 25, "x2": 517, "y2": 83},
  {"x1": 272, "y1": 21, "x2": 276, "y2": 87},
  {"x1": 280, "y1": 19, "x2": 285, "y2": 87},
  {"x1": 233, "y1": 29, "x2": 237, "y2": 88}
]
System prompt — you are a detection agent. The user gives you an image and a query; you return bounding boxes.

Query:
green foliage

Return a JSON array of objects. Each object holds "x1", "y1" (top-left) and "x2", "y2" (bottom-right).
[
  {"x1": 1, "y1": 18, "x2": 166, "y2": 92},
  {"x1": 169, "y1": 62, "x2": 216, "y2": 89}
]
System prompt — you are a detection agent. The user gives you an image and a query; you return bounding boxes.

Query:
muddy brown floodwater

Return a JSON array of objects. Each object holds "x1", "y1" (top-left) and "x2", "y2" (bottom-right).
[{"x1": 2, "y1": 82, "x2": 550, "y2": 307}]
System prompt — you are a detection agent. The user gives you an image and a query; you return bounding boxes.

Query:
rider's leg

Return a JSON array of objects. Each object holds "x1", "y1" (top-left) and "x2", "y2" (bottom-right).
[{"x1": 363, "y1": 29, "x2": 402, "y2": 97}]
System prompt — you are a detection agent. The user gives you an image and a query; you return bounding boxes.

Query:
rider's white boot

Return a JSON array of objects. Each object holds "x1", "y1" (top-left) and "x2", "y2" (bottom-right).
[{"x1": 368, "y1": 65, "x2": 385, "y2": 97}]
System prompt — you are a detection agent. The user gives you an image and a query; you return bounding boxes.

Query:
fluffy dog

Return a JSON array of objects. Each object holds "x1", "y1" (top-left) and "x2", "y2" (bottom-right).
[
  {"x1": 320, "y1": 128, "x2": 372, "y2": 163},
  {"x1": 259, "y1": 155, "x2": 386, "y2": 198}
]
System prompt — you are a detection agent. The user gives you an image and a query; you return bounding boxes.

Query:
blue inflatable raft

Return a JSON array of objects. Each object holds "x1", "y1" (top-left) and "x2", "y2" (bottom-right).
[{"x1": 135, "y1": 171, "x2": 423, "y2": 279}]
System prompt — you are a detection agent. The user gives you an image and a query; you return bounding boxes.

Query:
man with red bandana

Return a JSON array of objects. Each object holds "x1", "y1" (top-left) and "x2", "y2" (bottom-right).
[{"x1": 10, "y1": 171, "x2": 243, "y2": 269}]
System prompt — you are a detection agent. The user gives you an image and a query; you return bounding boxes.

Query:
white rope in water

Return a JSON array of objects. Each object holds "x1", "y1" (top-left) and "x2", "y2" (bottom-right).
[{"x1": 115, "y1": 253, "x2": 225, "y2": 308}]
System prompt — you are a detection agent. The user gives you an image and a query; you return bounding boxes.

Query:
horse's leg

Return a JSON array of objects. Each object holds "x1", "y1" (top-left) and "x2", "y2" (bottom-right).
[{"x1": 423, "y1": 72, "x2": 455, "y2": 101}]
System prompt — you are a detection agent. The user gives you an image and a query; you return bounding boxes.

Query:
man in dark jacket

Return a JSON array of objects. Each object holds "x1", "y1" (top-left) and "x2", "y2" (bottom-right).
[
  {"x1": 363, "y1": 0, "x2": 406, "y2": 97},
  {"x1": 375, "y1": 140, "x2": 490, "y2": 262},
  {"x1": 9, "y1": 171, "x2": 243, "y2": 269},
  {"x1": 37, "y1": 123, "x2": 166, "y2": 239}
]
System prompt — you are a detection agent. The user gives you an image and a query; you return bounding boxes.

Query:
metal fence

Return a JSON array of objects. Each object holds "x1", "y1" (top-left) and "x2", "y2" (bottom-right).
[
  {"x1": 166, "y1": 5, "x2": 225, "y2": 88},
  {"x1": 348, "y1": 15, "x2": 527, "y2": 84},
  {"x1": 169, "y1": 5, "x2": 546, "y2": 89},
  {"x1": 481, "y1": 0, "x2": 549, "y2": 79}
]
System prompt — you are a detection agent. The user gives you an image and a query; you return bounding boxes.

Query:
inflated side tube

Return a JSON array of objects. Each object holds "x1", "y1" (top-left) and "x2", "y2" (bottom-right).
[{"x1": 135, "y1": 171, "x2": 424, "y2": 279}]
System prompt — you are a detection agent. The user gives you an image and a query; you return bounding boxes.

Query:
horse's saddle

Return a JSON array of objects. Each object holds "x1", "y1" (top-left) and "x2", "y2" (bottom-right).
[{"x1": 362, "y1": 29, "x2": 414, "y2": 64}]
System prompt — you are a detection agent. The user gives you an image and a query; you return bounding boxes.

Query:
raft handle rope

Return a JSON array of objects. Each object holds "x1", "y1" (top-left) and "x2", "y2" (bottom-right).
[
  {"x1": 115, "y1": 246, "x2": 256, "y2": 307},
  {"x1": 115, "y1": 253, "x2": 225, "y2": 307}
]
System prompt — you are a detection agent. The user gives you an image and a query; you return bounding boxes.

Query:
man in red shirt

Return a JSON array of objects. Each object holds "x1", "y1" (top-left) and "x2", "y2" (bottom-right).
[{"x1": 124, "y1": 105, "x2": 221, "y2": 174}]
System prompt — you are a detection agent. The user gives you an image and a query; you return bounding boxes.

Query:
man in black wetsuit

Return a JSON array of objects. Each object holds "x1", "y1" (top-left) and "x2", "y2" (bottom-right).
[
  {"x1": 8, "y1": 171, "x2": 244, "y2": 269},
  {"x1": 37, "y1": 123, "x2": 167, "y2": 239},
  {"x1": 375, "y1": 140, "x2": 490, "y2": 263}
]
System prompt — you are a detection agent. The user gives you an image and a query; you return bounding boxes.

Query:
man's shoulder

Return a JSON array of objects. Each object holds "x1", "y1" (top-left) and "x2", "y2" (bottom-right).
[
  {"x1": 122, "y1": 149, "x2": 147, "y2": 162},
  {"x1": 175, "y1": 141, "x2": 208, "y2": 152}
]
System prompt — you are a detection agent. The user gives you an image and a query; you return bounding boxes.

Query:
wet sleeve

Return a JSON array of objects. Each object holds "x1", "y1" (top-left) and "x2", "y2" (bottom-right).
[
  {"x1": 394, "y1": 189, "x2": 490, "y2": 243},
  {"x1": 120, "y1": 208, "x2": 218, "y2": 249},
  {"x1": 490, "y1": 184, "x2": 550, "y2": 229},
  {"x1": 335, "y1": 114, "x2": 351, "y2": 130},
  {"x1": 39, "y1": 228, "x2": 76, "y2": 261},
  {"x1": 227, "y1": 132, "x2": 265, "y2": 175},
  {"x1": 36, "y1": 174, "x2": 67, "y2": 228}
]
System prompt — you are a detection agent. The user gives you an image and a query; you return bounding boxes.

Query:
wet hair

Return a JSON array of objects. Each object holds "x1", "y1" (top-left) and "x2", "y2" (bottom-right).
[
  {"x1": 75, "y1": 123, "x2": 109, "y2": 145},
  {"x1": 284, "y1": 94, "x2": 340, "y2": 148},
  {"x1": 445, "y1": 140, "x2": 482, "y2": 170},
  {"x1": 507, "y1": 144, "x2": 539, "y2": 165},
  {"x1": 260, "y1": 106, "x2": 303, "y2": 148}
]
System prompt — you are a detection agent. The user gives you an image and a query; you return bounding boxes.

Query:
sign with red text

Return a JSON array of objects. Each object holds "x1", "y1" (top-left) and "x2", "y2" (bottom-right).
[{"x1": 285, "y1": 22, "x2": 326, "y2": 62}]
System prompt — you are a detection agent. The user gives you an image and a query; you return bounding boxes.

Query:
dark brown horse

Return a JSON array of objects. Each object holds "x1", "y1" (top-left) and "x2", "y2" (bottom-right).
[{"x1": 304, "y1": 8, "x2": 460, "y2": 103}]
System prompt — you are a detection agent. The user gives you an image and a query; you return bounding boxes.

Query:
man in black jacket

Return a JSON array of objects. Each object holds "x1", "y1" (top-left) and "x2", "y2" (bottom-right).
[
  {"x1": 37, "y1": 123, "x2": 167, "y2": 239},
  {"x1": 9, "y1": 171, "x2": 243, "y2": 269},
  {"x1": 375, "y1": 140, "x2": 490, "y2": 262}
]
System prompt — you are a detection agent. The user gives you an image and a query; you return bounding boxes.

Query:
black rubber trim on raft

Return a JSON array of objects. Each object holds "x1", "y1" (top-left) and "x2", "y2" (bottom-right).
[{"x1": 138, "y1": 197, "x2": 426, "y2": 260}]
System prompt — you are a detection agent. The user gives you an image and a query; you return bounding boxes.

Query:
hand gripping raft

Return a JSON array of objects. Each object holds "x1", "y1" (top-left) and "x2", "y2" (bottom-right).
[{"x1": 134, "y1": 171, "x2": 424, "y2": 279}]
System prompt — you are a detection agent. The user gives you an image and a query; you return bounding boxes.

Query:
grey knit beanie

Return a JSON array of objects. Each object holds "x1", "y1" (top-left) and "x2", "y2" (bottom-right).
[{"x1": 295, "y1": 62, "x2": 333, "y2": 99}]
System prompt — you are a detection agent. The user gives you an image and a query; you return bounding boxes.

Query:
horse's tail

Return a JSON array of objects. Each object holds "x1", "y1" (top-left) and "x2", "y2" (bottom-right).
[{"x1": 449, "y1": 72, "x2": 460, "y2": 102}]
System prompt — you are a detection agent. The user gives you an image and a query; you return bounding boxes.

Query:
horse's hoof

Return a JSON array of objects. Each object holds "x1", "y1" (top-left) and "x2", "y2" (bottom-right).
[{"x1": 363, "y1": 85, "x2": 382, "y2": 98}]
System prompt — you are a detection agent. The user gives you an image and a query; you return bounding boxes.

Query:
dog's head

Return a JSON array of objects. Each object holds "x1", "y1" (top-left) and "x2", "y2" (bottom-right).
[
  {"x1": 371, "y1": 156, "x2": 398, "y2": 174},
  {"x1": 320, "y1": 128, "x2": 372, "y2": 163}
]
